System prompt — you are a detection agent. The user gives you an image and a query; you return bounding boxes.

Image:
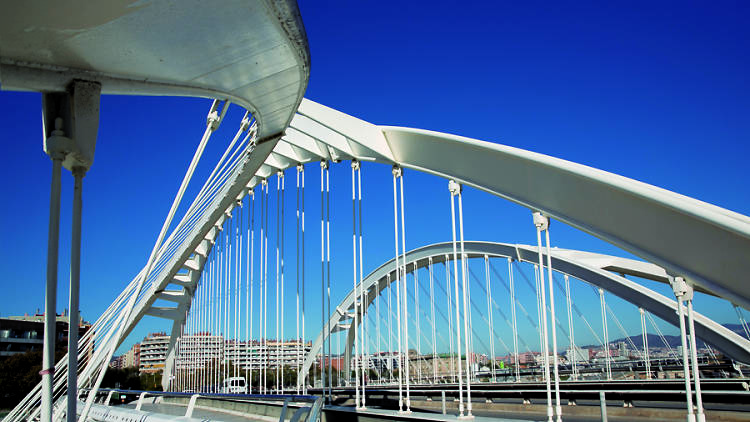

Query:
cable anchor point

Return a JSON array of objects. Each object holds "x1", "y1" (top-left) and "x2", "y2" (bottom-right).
[
  {"x1": 532, "y1": 211, "x2": 550, "y2": 231},
  {"x1": 448, "y1": 179, "x2": 462, "y2": 196}
]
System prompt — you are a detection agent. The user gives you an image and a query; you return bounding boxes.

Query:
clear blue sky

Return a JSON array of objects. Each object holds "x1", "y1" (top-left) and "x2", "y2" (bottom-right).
[{"x1": 0, "y1": 1, "x2": 748, "y2": 356}]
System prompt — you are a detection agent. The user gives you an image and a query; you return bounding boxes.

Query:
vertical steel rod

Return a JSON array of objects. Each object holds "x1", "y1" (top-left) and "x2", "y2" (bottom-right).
[
  {"x1": 296, "y1": 168, "x2": 301, "y2": 394},
  {"x1": 392, "y1": 169, "x2": 404, "y2": 412},
  {"x1": 640, "y1": 308, "x2": 651, "y2": 380},
  {"x1": 457, "y1": 184, "x2": 472, "y2": 417},
  {"x1": 358, "y1": 164, "x2": 367, "y2": 406},
  {"x1": 429, "y1": 258, "x2": 437, "y2": 384},
  {"x1": 508, "y1": 258, "x2": 520, "y2": 382},
  {"x1": 544, "y1": 228, "x2": 562, "y2": 422},
  {"x1": 687, "y1": 300, "x2": 705, "y2": 422},
  {"x1": 484, "y1": 256, "x2": 496, "y2": 383},
  {"x1": 675, "y1": 292, "x2": 695, "y2": 421},
  {"x1": 326, "y1": 164, "x2": 332, "y2": 399},
  {"x1": 449, "y1": 181, "x2": 464, "y2": 417},
  {"x1": 564, "y1": 274, "x2": 577, "y2": 381},
  {"x1": 399, "y1": 173, "x2": 411, "y2": 412},
  {"x1": 66, "y1": 168, "x2": 84, "y2": 421},
  {"x1": 42, "y1": 157, "x2": 62, "y2": 422},
  {"x1": 533, "y1": 212, "x2": 553, "y2": 422},
  {"x1": 301, "y1": 167, "x2": 306, "y2": 394},
  {"x1": 351, "y1": 162, "x2": 361, "y2": 407},
  {"x1": 599, "y1": 288, "x2": 612, "y2": 380}
]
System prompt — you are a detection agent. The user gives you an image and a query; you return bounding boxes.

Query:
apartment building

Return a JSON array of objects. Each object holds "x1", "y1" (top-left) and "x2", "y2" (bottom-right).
[{"x1": 140, "y1": 332, "x2": 169, "y2": 373}]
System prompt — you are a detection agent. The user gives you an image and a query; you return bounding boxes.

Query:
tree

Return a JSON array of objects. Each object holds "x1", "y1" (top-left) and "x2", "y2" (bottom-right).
[
  {"x1": 0, "y1": 350, "x2": 64, "y2": 409},
  {"x1": 101, "y1": 367, "x2": 141, "y2": 390}
]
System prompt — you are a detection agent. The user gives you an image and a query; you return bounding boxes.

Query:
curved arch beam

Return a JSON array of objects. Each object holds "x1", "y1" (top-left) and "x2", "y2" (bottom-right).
[
  {"x1": 299, "y1": 241, "x2": 750, "y2": 386},
  {"x1": 0, "y1": 0, "x2": 310, "y2": 140},
  {"x1": 277, "y1": 100, "x2": 750, "y2": 310}
]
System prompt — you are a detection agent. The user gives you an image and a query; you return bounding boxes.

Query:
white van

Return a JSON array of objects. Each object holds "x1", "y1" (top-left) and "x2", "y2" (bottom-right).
[{"x1": 221, "y1": 377, "x2": 248, "y2": 394}]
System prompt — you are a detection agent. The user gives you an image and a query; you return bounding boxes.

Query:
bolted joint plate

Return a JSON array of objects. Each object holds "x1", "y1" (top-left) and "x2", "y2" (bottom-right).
[
  {"x1": 42, "y1": 80, "x2": 101, "y2": 172},
  {"x1": 532, "y1": 211, "x2": 550, "y2": 230}
]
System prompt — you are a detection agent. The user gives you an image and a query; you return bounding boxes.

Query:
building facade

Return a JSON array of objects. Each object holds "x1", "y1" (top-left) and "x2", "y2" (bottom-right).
[
  {"x1": 0, "y1": 312, "x2": 91, "y2": 357},
  {"x1": 140, "y1": 333, "x2": 168, "y2": 373},
  {"x1": 122, "y1": 342, "x2": 140, "y2": 369},
  {"x1": 175, "y1": 337, "x2": 311, "y2": 372}
]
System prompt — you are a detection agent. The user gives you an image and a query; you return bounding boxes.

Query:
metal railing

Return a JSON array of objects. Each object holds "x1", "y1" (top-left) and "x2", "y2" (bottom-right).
[{"x1": 85, "y1": 389, "x2": 324, "y2": 422}]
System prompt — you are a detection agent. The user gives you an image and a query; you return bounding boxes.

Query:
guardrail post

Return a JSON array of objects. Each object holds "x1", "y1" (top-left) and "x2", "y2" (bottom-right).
[
  {"x1": 308, "y1": 397, "x2": 325, "y2": 422},
  {"x1": 186, "y1": 394, "x2": 200, "y2": 417},
  {"x1": 135, "y1": 392, "x2": 148, "y2": 411},
  {"x1": 599, "y1": 391, "x2": 608, "y2": 422},
  {"x1": 104, "y1": 391, "x2": 114, "y2": 406},
  {"x1": 279, "y1": 398, "x2": 290, "y2": 422},
  {"x1": 441, "y1": 391, "x2": 446, "y2": 415}
]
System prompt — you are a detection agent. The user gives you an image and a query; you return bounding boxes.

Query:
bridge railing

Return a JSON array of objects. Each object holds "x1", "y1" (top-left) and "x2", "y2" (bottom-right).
[{"x1": 81, "y1": 389, "x2": 324, "y2": 422}]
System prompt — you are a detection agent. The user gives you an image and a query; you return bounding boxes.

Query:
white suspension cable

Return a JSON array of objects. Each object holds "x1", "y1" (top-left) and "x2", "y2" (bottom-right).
[
  {"x1": 645, "y1": 311, "x2": 679, "y2": 360},
  {"x1": 564, "y1": 274, "x2": 577, "y2": 381},
  {"x1": 319, "y1": 161, "x2": 328, "y2": 399},
  {"x1": 301, "y1": 165, "x2": 306, "y2": 394},
  {"x1": 639, "y1": 308, "x2": 651, "y2": 379},
  {"x1": 66, "y1": 167, "x2": 84, "y2": 422},
  {"x1": 351, "y1": 161, "x2": 361, "y2": 408},
  {"x1": 387, "y1": 274, "x2": 393, "y2": 384},
  {"x1": 358, "y1": 162, "x2": 367, "y2": 407},
  {"x1": 542, "y1": 223, "x2": 562, "y2": 422},
  {"x1": 226, "y1": 213, "x2": 232, "y2": 387},
  {"x1": 532, "y1": 212, "x2": 553, "y2": 422},
  {"x1": 325, "y1": 162, "x2": 332, "y2": 399},
  {"x1": 445, "y1": 258, "x2": 456, "y2": 384},
  {"x1": 414, "y1": 263, "x2": 422, "y2": 384},
  {"x1": 280, "y1": 170, "x2": 285, "y2": 393},
  {"x1": 508, "y1": 258, "x2": 521, "y2": 382},
  {"x1": 80, "y1": 99, "x2": 229, "y2": 421},
  {"x1": 429, "y1": 258, "x2": 437, "y2": 384},
  {"x1": 249, "y1": 189, "x2": 255, "y2": 393},
  {"x1": 259, "y1": 180, "x2": 266, "y2": 393},
  {"x1": 376, "y1": 278, "x2": 383, "y2": 384},
  {"x1": 41, "y1": 152, "x2": 62, "y2": 422},
  {"x1": 598, "y1": 288, "x2": 612, "y2": 380},
  {"x1": 264, "y1": 178, "x2": 270, "y2": 394},
  {"x1": 448, "y1": 180, "x2": 465, "y2": 417},
  {"x1": 296, "y1": 166, "x2": 301, "y2": 394},
  {"x1": 275, "y1": 172, "x2": 281, "y2": 392},
  {"x1": 735, "y1": 305, "x2": 750, "y2": 340},
  {"x1": 391, "y1": 167, "x2": 405, "y2": 411},
  {"x1": 235, "y1": 203, "x2": 240, "y2": 382},
  {"x1": 484, "y1": 256, "x2": 496, "y2": 383},
  {"x1": 399, "y1": 172, "x2": 411, "y2": 412},
  {"x1": 605, "y1": 303, "x2": 642, "y2": 359},
  {"x1": 671, "y1": 277, "x2": 696, "y2": 422},
  {"x1": 246, "y1": 191, "x2": 251, "y2": 392}
]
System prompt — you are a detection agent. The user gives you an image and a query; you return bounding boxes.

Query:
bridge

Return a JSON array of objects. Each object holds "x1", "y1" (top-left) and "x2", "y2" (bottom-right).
[{"x1": 1, "y1": 2, "x2": 750, "y2": 422}]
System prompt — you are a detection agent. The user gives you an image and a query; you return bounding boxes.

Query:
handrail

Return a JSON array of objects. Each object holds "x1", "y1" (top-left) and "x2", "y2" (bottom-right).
[{"x1": 88, "y1": 389, "x2": 324, "y2": 422}]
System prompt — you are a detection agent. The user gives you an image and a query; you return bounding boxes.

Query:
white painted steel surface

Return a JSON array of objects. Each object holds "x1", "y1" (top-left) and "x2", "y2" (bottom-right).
[
  {"x1": 261, "y1": 99, "x2": 750, "y2": 310},
  {"x1": 0, "y1": 0, "x2": 309, "y2": 140}
]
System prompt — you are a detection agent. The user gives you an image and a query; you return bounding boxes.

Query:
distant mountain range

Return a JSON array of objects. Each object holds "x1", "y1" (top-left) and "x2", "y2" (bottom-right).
[{"x1": 580, "y1": 324, "x2": 747, "y2": 350}]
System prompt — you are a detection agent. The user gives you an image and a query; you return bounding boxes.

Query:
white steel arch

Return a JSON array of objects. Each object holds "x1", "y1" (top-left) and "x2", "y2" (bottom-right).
[
  {"x1": 266, "y1": 99, "x2": 750, "y2": 310},
  {"x1": 298, "y1": 241, "x2": 750, "y2": 386}
]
